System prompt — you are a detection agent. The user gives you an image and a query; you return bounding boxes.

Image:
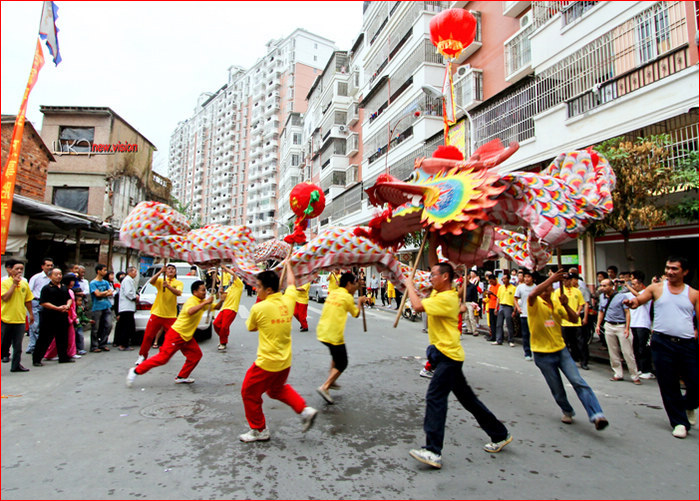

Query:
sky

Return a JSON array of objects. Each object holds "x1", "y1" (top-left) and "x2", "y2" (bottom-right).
[{"x1": 1, "y1": 1, "x2": 364, "y2": 174}]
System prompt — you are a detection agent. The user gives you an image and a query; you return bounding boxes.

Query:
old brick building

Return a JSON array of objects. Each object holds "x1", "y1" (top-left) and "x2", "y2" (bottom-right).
[{"x1": 1, "y1": 115, "x2": 55, "y2": 201}]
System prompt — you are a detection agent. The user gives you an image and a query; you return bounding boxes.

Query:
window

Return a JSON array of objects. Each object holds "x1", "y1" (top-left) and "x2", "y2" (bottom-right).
[
  {"x1": 57, "y1": 126, "x2": 94, "y2": 153},
  {"x1": 636, "y1": 6, "x2": 670, "y2": 64},
  {"x1": 337, "y1": 82, "x2": 348, "y2": 96},
  {"x1": 293, "y1": 133, "x2": 302, "y2": 145},
  {"x1": 314, "y1": 55, "x2": 318, "y2": 62},
  {"x1": 291, "y1": 154, "x2": 300, "y2": 167},
  {"x1": 53, "y1": 187, "x2": 89, "y2": 213}
]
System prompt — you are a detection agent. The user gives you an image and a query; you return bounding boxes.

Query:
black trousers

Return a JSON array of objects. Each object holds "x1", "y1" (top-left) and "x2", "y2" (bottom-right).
[
  {"x1": 423, "y1": 345, "x2": 509, "y2": 455},
  {"x1": 562, "y1": 325, "x2": 589, "y2": 365},
  {"x1": 1, "y1": 322, "x2": 26, "y2": 370},
  {"x1": 114, "y1": 311, "x2": 136, "y2": 347},
  {"x1": 33, "y1": 315, "x2": 70, "y2": 363},
  {"x1": 632, "y1": 327, "x2": 652, "y2": 374}
]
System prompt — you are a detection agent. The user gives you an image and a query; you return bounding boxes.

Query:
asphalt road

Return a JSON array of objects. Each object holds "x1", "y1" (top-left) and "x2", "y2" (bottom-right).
[{"x1": 2, "y1": 294, "x2": 698, "y2": 500}]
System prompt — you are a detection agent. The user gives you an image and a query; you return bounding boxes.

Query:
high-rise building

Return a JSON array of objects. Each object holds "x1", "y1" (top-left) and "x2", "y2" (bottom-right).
[{"x1": 169, "y1": 29, "x2": 335, "y2": 240}]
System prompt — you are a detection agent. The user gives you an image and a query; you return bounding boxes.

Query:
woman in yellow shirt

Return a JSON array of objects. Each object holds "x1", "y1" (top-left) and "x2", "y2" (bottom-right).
[
  {"x1": 127, "y1": 280, "x2": 213, "y2": 386},
  {"x1": 315, "y1": 272, "x2": 368, "y2": 404},
  {"x1": 213, "y1": 265, "x2": 244, "y2": 352}
]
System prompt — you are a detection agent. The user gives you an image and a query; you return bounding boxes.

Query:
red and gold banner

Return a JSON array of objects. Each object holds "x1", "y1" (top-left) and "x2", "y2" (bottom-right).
[{"x1": 1, "y1": 39, "x2": 45, "y2": 253}]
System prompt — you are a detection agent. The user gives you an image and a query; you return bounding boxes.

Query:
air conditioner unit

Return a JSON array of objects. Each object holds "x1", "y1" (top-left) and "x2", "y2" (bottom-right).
[
  {"x1": 338, "y1": 125, "x2": 347, "y2": 132},
  {"x1": 520, "y1": 12, "x2": 532, "y2": 29},
  {"x1": 455, "y1": 65, "x2": 471, "y2": 79}
]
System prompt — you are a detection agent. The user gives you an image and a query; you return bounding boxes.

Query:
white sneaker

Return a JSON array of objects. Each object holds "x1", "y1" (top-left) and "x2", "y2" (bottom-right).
[
  {"x1": 72, "y1": 354, "x2": 82, "y2": 359},
  {"x1": 687, "y1": 409, "x2": 697, "y2": 426},
  {"x1": 639, "y1": 372, "x2": 656, "y2": 380},
  {"x1": 217, "y1": 344, "x2": 227, "y2": 352},
  {"x1": 509, "y1": 342, "x2": 516, "y2": 347},
  {"x1": 239, "y1": 428, "x2": 271, "y2": 442},
  {"x1": 672, "y1": 424, "x2": 687, "y2": 439},
  {"x1": 125, "y1": 367, "x2": 137, "y2": 388},
  {"x1": 524, "y1": 356, "x2": 533, "y2": 361},
  {"x1": 316, "y1": 386, "x2": 334, "y2": 404},
  {"x1": 175, "y1": 377, "x2": 195, "y2": 384},
  {"x1": 419, "y1": 368, "x2": 434, "y2": 379},
  {"x1": 409, "y1": 448, "x2": 442, "y2": 469},
  {"x1": 484, "y1": 435, "x2": 513, "y2": 453},
  {"x1": 135, "y1": 355, "x2": 145, "y2": 366},
  {"x1": 300, "y1": 406, "x2": 318, "y2": 432}
]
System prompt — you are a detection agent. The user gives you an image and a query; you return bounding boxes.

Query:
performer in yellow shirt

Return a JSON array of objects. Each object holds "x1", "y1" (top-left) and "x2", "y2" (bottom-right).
[
  {"x1": 405, "y1": 254, "x2": 511, "y2": 469},
  {"x1": 315, "y1": 272, "x2": 368, "y2": 404},
  {"x1": 127, "y1": 280, "x2": 213, "y2": 386},
  {"x1": 386, "y1": 280, "x2": 396, "y2": 309},
  {"x1": 1, "y1": 259, "x2": 34, "y2": 372},
  {"x1": 136, "y1": 264, "x2": 183, "y2": 365},
  {"x1": 527, "y1": 269, "x2": 608, "y2": 430},
  {"x1": 213, "y1": 265, "x2": 244, "y2": 352},
  {"x1": 294, "y1": 282, "x2": 310, "y2": 332},
  {"x1": 238, "y1": 263, "x2": 318, "y2": 443}
]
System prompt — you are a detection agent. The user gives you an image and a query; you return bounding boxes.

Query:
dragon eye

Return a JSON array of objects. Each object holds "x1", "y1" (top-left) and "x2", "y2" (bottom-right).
[{"x1": 408, "y1": 171, "x2": 418, "y2": 182}]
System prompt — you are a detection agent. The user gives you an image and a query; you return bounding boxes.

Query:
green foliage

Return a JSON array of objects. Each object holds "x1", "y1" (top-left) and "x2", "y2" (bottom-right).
[
  {"x1": 169, "y1": 195, "x2": 202, "y2": 230},
  {"x1": 667, "y1": 149, "x2": 699, "y2": 221}
]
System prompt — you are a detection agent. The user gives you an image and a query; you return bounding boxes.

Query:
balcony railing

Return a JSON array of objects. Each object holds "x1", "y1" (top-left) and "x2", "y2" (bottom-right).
[{"x1": 504, "y1": 23, "x2": 536, "y2": 81}]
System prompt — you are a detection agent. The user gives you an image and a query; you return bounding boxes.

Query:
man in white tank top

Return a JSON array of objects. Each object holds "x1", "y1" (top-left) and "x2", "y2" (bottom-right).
[{"x1": 624, "y1": 256, "x2": 699, "y2": 439}]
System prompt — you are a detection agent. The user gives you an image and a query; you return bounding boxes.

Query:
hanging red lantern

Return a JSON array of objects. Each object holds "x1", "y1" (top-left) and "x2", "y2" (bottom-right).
[
  {"x1": 285, "y1": 182, "x2": 326, "y2": 245},
  {"x1": 429, "y1": 9, "x2": 477, "y2": 58}
]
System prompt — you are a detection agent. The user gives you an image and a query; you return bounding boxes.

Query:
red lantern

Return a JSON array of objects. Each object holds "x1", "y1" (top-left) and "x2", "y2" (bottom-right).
[
  {"x1": 429, "y1": 9, "x2": 477, "y2": 58},
  {"x1": 289, "y1": 182, "x2": 325, "y2": 219}
]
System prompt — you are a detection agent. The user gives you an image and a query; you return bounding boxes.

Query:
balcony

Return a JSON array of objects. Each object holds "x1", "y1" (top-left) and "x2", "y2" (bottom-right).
[
  {"x1": 503, "y1": 0, "x2": 530, "y2": 17},
  {"x1": 455, "y1": 67, "x2": 484, "y2": 111},
  {"x1": 346, "y1": 133, "x2": 359, "y2": 156},
  {"x1": 504, "y1": 23, "x2": 536, "y2": 82},
  {"x1": 347, "y1": 102, "x2": 359, "y2": 126},
  {"x1": 454, "y1": 11, "x2": 482, "y2": 64}
]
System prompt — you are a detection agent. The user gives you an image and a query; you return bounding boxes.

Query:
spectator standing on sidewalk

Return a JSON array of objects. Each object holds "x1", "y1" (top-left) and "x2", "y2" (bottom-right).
[
  {"x1": 560, "y1": 273, "x2": 588, "y2": 370},
  {"x1": 115, "y1": 267, "x2": 139, "y2": 351},
  {"x1": 89, "y1": 264, "x2": 114, "y2": 352},
  {"x1": 33, "y1": 269, "x2": 73, "y2": 366},
  {"x1": 493, "y1": 274, "x2": 516, "y2": 346},
  {"x1": 514, "y1": 270, "x2": 536, "y2": 361},
  {"x1": 596, "y1": 279, "x2": 640, "y2": 384},
  {"x1": 623, "y1": 270, "x2": 654, "y2": 379},
  {"x1": 624, "y1": 256, "x2": 698, "y2": 439},
  {"x1": 1, "y1": 259, "x2": 34, "y2": 372},
  {"x1": 26, "y1": 257, "x2": 53, "y2": 354}
]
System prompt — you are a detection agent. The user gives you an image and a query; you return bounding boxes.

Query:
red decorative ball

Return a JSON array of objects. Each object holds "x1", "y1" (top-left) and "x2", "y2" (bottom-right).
[
  {"x1": 430, "y1": 9, "x2": 477, "y2": 58},
  {"x1": 289, "y1": 182, "x2": 326, "y2": 219}
]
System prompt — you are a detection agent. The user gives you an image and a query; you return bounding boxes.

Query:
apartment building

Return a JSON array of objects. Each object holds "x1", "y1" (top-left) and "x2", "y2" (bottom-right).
[
  {"x1": 446, "y1": 1, "x2": 698, "y2": 279},
  {"x1": 169, "y1": 29, "x2": 335, "y2": 240},
  {"x1": 294, "y1": 49, "x2": 364, "y2": 231}
]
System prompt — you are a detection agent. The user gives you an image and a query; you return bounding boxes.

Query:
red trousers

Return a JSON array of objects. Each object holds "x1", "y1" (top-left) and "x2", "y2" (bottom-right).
[
  {"x1": 241, "y1": 363, "x2": 305, "y2": 431},
  {"x1": 135, "y1": 328, "x2": 202, "y2": 379},
  {"x1": 213, "y1": 309, "x2": 237, "y2": 344},
  {"x1": 294, "y1": 303, "x2": 308, "y2": 329},
  {"x1": 140, "y1": 314, "x2": 176, "y2": 357}
]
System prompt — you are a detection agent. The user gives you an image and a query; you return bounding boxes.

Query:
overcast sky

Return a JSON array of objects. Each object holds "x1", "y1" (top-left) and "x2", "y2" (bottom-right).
[{"x1": 1, "y1": 1, "x2": 364, "y2": 174}]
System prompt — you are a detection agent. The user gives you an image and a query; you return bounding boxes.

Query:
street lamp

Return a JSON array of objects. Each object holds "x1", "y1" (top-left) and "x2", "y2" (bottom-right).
[{"x1": 421, "y1": 84, "x2": 475, "y2": 157}]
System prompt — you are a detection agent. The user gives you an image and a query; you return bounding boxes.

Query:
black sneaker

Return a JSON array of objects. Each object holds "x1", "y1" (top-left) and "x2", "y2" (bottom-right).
[{"x1": 1, "y1": 356, "x2": 10, "y2": 363}]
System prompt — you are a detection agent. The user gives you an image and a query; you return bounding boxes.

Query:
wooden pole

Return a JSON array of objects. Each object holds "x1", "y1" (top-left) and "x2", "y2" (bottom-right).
[
  {"x1": 462, "y1": 265, "x2": 468, "y2": 304},
  {"x1": 361, "y1": 301, "x2": 367, "y2": 332},
  {"x1": 557, "y1": 247, "x2": 565, "y2": 294},
  {"x1": 278, "y1": 244, "x2": 294, "y2": 287},
  {"x1": 74, "y1": 229, "x2": 81, "y2": 265},
  {"x1": 393, "y1": 233, "x2": 428, "y2": 328}
]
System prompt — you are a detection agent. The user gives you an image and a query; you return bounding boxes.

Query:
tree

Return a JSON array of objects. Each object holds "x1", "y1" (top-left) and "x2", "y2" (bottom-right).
[
  {"x1": 169, "y1": 195, "x2": 203, "y2": 230},
  {"x1": 587, "y1": 135, "x2": 675, "y2": 270}
]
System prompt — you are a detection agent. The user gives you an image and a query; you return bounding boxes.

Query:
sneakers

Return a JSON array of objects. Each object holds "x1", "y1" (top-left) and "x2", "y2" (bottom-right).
[
  {"x1": 509, "y1": 342, "x2": 516, "y2": 347},
  {"x1": 561, "y1": 415, "x2": 573, "y2": 424},
  {"x1": 639, "y1": 372, "x2": 656, "y2": 380},
  {"x1": 72, "y1": 354, "x2": 82, "y2": 359},
  {"x1": 409, "y1": 448, "x2": 442, "y2": 469},
  {"x1": 687, "y1": 409, "x2": 697, "y2": 426},
  {"x1": 300, "y1": 406, "x2": 318, "y2": 432},
  {"x1": 490, "y1": 341, "x2": 502, "y2": 345},
  {"x1": 329, "y1": 382, "x2": 341, "y2": 390},
  {"x1": 316, "y1": 386, "x2": 334, "y2": 404},
  {"x1": 135, "y1": 355, "x2": 145, "y2": 366},
  {"x1": 125, "y1": 367, "x2": 138, "y2": 388},
  {"x1": 299, "y1": 327, "x2": 309, "y2": 332},
  {"x1": 175, "y1": 377, "x2": 195, "y2": 384},
  {"x1": 77, "y1": 350, "x2": 87, "y2": 355},
  {"x1": 419, "y1": 368, "x2": 434, "y2": 379},
  {"x1": 217, "y1": 344, "x2": 227, "y2": 351},
  {"x1": 239, "y1": 428, "x2": 271, "y2": 442},
  {"x1": 524, "y1": 356, "x2": 533, "y2": 361},
  {"x1": 672, "y1": 424, "x2": 687, "y2": 439},
  {"x1": 594, "y1": 418, "x2": 609, "y2": 431},
  {"x1": 483, "y1": 435, "x2": 513, "y2": 453}
]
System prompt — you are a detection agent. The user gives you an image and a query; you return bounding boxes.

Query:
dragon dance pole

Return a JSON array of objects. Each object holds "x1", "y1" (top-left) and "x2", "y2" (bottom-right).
[
  {"x1": 278, "y1": 245, "x2": 294, "y2": 287},
  {"x1": 361, "y1": 301, "x2": 367, "y2": 332},
  {"x1": 393, "y1": 233, "x2": 428, "y2": 329}
]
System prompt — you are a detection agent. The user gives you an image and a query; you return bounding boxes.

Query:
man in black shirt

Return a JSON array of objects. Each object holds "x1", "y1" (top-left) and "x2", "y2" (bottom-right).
[{"x1": 33, "y1": 269, "x2": 74, "y2": 366}]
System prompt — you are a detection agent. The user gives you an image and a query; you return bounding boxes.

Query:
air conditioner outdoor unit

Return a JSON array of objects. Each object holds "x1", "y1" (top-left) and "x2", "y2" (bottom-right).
[
  {"x1": 520, "y1": 13, "x2": 532, "y2": 29},
  {"x1": 338, "y1": 125, "x2": 347, "y2": 132},
  {"x1": 455, "y1": 65, "x2": 471, "y2": 79}
]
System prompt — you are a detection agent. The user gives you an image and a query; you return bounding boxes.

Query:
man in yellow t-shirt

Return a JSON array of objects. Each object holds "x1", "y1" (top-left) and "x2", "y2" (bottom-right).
[
  {"x1": 294, "y1": 282, "x2": 310, "y2": 332},
  {"x1": 405, "y1": 261, "x2": 512, "y2": 469},
  {"x1": 213, "y1": 265, "x2": 244, "y2": 351},
  {"x1": 328, "y1": 268, "x2": 341, "y2": 292},
  {"x1": 386, "y1": 280, "x2": 396, "y2": 309},
  {"x1": 136, "y1": 264, "x2": 184, "y2": 365},
  {"x1": 238, "y1": 263, "x2": 318, "y2": 443},
  {"x1": 315, "y1": 272, "x2": 368, "y2": 404},
  {"x1": 127, "y1": 280, "x2": 213, "y2": 387},
  {"x1": 1, "y1": 259, "x2": 34, "y2": 372},
  {"x1": 560, "y1": 273, "x2": 589, "y2": 370},
  {"x1": 527, "y1": 269, "x2": 608, "y2": 431},
  {"x1": 494, "y1": 274, "x2": 517, "y2": 346}
]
